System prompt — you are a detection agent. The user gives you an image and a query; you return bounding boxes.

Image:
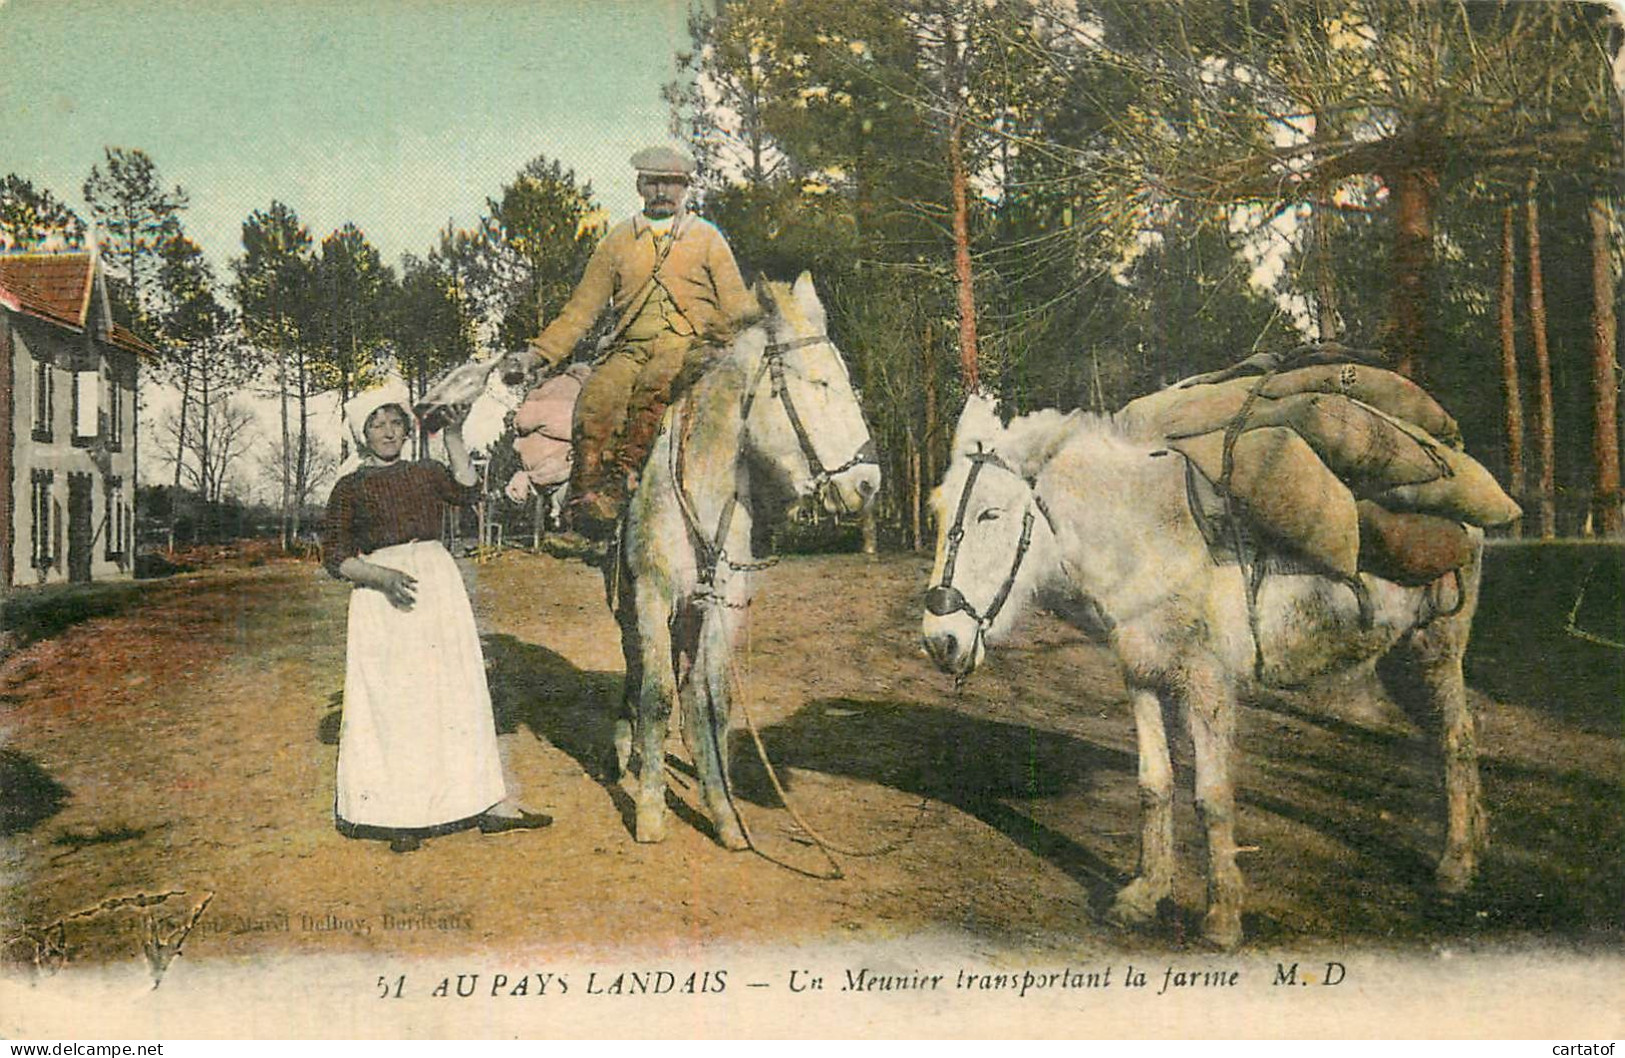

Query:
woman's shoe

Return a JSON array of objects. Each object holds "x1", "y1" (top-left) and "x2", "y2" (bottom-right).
[
  {"x1": 477, "y1": 810, "x2": 554, "y2": 835},
  {"x1": 389, "y1": 833, "x2": 423, "y2": 853}
]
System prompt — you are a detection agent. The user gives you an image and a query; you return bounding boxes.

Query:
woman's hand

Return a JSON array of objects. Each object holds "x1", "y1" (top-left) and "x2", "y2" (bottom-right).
[
  {"x1": 438, "y1": 402, "x2": 472, "y2": 430},
  {"x1": 340, "y1": 558, "x2": 418, "y2": 610},
  {"x1": 371, "y1": 566, "x2": 418, "y2": 610}
]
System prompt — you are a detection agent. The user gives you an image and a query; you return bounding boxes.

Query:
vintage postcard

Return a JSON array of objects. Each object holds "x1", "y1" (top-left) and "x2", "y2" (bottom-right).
[{"x1": 1, "y1": 0, "x2": 1621, "y2": 1041}]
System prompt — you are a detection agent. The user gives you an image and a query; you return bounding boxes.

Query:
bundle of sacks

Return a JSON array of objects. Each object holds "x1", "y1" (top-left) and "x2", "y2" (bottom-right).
[
  {"x1": 504, "y1": 362, "x2": 592, "y2": 505},
  {"x1": 1117, "y1": 347, "x2": 1520, "y2": 587}
]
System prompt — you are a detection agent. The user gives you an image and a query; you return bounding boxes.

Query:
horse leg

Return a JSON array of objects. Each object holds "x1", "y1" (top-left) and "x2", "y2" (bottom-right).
[
  {"x1": 612, "y1": 605, "x2": 638, "y2": 781},
  {"x1": 607, "y1": 547, "x2": 639, "y2": 780},
  {"x1": 1109, "y1": 687, "x2": 1175, "y2": 927},
  {"x1": 630, "y1": 588, "x2": 676, "y2": 844},
  {"x1": 684, "y1": 604, "x2": 748, "y2": 850},
  {"x1": 1185, "y1": 666, "x2": 1245, "y2": 949}
]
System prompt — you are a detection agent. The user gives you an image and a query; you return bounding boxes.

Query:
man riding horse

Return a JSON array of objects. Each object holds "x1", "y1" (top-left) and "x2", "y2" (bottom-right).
[{"x1": 500, "y1": 145, "x2": 760, "y2": 541}]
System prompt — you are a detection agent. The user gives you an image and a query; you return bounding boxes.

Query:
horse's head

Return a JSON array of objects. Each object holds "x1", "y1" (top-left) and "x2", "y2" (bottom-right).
[
  {"x1": 741, "y1": 272, "x2": 880, "y2": 515},
  {"x1": 921, "y1": 394, "x2": 1071, "y2": 683}
]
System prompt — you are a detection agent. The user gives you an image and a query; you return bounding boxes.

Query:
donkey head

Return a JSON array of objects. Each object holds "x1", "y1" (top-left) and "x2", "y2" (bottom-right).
[{"x1": 922, "y1": 394, "x2": 1070, "y2": 681}]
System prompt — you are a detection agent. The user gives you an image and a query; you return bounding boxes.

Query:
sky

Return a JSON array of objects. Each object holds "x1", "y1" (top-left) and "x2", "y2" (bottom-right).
[
  {"x1": 1, "y1": 0, "x2": 694, "y2": 269},
  {"x1": 0, "y1": 0, "x2": 700, "y2": 477}
]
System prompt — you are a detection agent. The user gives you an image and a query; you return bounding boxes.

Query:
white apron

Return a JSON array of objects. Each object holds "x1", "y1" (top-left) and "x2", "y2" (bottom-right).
[{"x1": 335, "y1": 539, "x2": 507, "y2": 828}]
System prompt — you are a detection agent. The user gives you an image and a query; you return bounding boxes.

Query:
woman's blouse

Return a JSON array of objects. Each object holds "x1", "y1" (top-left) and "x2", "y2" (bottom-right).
[{"x1": 323, "y1": 461, "x2": 480, "y2": 578}]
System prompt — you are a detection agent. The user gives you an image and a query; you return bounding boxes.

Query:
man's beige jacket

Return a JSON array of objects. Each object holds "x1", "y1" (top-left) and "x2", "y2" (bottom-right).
[{"x1": 526, "y1": 212, "x2": 759, "y2": 367}]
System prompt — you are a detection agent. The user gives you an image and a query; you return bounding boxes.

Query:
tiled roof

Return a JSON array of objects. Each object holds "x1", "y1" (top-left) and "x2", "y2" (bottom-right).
[{"x1": 0, "y1": 252, "x2": 155, "y2": 356}]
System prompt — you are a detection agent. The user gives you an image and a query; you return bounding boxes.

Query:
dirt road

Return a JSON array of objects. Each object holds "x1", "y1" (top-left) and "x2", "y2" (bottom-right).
[{"x1": 1, "y1": 548, "x2": 1619, "y2": 971}]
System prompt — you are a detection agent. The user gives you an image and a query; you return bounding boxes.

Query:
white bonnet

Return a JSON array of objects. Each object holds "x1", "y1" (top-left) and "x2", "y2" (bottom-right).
[{"x1": 339, "y1": 378, "x2": 415, "y2": 475}]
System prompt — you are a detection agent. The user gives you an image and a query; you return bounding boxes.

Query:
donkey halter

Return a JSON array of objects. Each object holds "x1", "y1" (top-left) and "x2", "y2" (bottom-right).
[
  {"x1": 924, "y1": 448, "x2": 1057, "y2": 636},
  {"x1": 672, "y1": 323, "x2": 877, "y2": 590}
]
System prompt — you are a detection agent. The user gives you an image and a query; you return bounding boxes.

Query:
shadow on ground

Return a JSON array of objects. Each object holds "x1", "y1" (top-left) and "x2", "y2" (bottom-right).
[
  {"x1": 0, "y1": 748, "x2": 70, "y2": 835},
  {"x1": 482, "y1": 632, "x2": 625, "y2": 778},
  {"x1": 728, "y1": 695, "x2": 1138, "y2": 910},
  {"x1": 476, "y1": 617, "x2": 1623, "y2": 946}
]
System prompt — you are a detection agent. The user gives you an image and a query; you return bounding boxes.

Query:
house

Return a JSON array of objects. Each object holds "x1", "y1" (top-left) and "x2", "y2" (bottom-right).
[{"x1": 0, "y1": 251, "x2": 153, "y2": 593}]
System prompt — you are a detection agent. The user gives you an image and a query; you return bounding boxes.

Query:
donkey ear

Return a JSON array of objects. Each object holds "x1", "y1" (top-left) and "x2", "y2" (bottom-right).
[
  {"x1": 1008, "y1": 408, "x2": 1079, "y2": 479},
  {"x1": 954, "y1": 392, "x2": 1003, "y2": 451}
]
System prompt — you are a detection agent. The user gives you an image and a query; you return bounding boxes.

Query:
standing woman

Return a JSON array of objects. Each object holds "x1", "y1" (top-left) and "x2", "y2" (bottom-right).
[{"x1": 323, "y1": 382, "x2": 550, "y2": 853}]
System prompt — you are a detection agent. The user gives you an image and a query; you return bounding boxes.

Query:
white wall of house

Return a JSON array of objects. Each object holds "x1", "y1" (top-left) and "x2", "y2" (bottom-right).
[{"x1": 7, "y1": 314, "x2": 137, "y2": 589}]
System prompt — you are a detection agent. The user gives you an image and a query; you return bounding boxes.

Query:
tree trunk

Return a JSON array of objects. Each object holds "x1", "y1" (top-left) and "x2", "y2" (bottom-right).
[
  {"x1": 1391, "y1": 165, "x2": 1436, "y2": 381},
  {"x1": 199, "y1": 361, "x2": 211, "y2": 507},
  {"x1": 1589, "y1": 196, "x2": 1622, "y2": 536},
  {"x1": 908, "y1": 429, "x2": 922, "y2": 553},
  {"x1": 293, "y1": 346, "x2": 310, "y2": 544},
  {"x1": 172, "y1": 355, "x2": 194, "y2": 490},
  {"x1": 1526, "y1": 171, "x2": 1558, "y2": 538},
  {"x1": 943, "y1": 14, "x2": 978, "y2": 393},
  {"x1": 340, "y1": 330, "x2": 357, "y2": 463},
  {"x1": 171, "y1": 352, "x2": 194, "y2": 549},
  {"x1": 1314, "y1": 198, "x2": 1340, "y2": 343},
  {"x1": 949, "y1": 113, "x2": 980, "y2": 393},
  {"x1": 277, "y1": 330, "x2": 292, "y2": 551},
  {"x1": 922, "y1": 319, "x2": 939, "y2": 487},
  {"x1": 1498, "y1": 205, "x2": 1526, "y2": 538}
]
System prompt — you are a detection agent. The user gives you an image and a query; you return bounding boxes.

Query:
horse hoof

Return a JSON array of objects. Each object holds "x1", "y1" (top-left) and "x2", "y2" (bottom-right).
[
  {"x1": 1107, "y1": 880, "x2": 1166, "y2": 928},
  {"x1": 1200, "y1": 908, "x2": 1243, "y2": 951},
  {"x1": 713, "y1": 816, "x2": 749, "y2": 851},
  {"x1": 634, "y1": 805, "x2": 667, "y2": 844}
]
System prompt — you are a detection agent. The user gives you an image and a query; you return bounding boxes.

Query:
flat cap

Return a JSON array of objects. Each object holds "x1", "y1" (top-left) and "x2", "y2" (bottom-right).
[{"x1": 630, "y1": 144, "x2": 695, "y2": 178}]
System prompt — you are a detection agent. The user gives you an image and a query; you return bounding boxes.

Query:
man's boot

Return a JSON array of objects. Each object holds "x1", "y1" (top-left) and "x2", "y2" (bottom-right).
[
  {"x1": 561, "y1": 448, "x2": 620, "y2": 547},
  {"x1": 568, "y1": 488, "x2": 624, "y2": 543}
]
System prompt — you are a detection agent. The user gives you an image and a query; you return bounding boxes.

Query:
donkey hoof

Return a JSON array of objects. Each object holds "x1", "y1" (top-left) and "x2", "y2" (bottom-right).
[
  {"x1": 1435, "y1": 854, "x2": 1477, "y2": 896},
  {"x1": 1107, "y1": 879, "x2": 1166, "y2": 928},
  {"x1": 1200, "y1": 908, "x2": 1243, "y2": 951},
  {"x1": 634, "y1": 804, "x2": 668, "y2": 844}
]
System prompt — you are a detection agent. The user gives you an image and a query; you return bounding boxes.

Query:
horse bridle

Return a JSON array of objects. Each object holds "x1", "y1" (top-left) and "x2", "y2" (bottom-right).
[
  {"x1": 745, "y1": 329, "x2": 878, "y2": 511},
  {"x1": 924, "y1": 447, "x2": 1057, "y2": 643},
  {"x1": 672, "y1": 324, "x2": 877, "y2": 589}
]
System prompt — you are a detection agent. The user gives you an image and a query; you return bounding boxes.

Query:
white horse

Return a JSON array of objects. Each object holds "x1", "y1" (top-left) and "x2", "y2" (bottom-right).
[
  {"x1": 920, "y1": 394, "x2": 1487, "y2": 949},
  {"x1": 613, "y1": 273, "x2": 879, "y2": 847}
]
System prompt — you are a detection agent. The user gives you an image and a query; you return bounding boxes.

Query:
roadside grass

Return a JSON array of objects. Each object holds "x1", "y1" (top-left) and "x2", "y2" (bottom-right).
[{"x1": 1, "y1": 579, "x2": 151, "y2": 652}]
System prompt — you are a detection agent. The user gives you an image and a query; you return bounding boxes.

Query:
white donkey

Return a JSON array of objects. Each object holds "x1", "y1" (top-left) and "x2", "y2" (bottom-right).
[
  {"x1": 614, "y1": 273, "x2": 879, "y2": 847},
  {"x1": 921, "y1": 395, "x2": 1487, "y2": 949}
]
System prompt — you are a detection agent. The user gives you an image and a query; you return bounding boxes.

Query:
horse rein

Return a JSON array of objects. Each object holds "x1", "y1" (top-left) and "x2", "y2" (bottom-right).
[
  {"x1": 924, "y1": 448, "x2": 1058, "y2": 651},
  {"x1": 671, "y1": 323, "x2": 876, "y2": 591}
]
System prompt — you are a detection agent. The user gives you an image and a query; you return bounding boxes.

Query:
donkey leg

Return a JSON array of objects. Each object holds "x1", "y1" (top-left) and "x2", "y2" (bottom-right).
[
  {"x1": 1405, "y1": 628, "x2": 1486, "y2": 892},
  {"x1": 685, "y1": 606, "x2": 748, "y2": 850},
  {"x1": 1186, "y1": 670, "x2": 1245, "y2": 949},
  {"x1": 1383, "y1": 560, "x2": 1488, "y2": 894},
  {"x1": 1110, "y1": 688, "x2": 1175, "y2": 927},
  {"x1": 1425, "y1": 649, "x2": 1484, "y2": 894}
]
